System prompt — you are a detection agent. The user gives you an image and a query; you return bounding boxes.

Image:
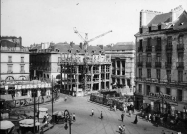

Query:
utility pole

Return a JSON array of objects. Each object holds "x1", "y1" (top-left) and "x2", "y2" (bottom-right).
[{"x1": 52, "y1": 76, "x2": 54, "y2": 125}]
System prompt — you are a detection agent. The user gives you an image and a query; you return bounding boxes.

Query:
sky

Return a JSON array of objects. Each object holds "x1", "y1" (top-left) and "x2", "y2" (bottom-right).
[{"x1": 1, "y1": 0, "x2": 187, "y2": 47}]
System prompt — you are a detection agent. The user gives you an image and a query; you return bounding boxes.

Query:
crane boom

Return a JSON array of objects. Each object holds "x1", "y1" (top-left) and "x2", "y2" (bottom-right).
[
  {"x1": 73, "y1": 27, "x2": 86, "y2": 42},
  {"x1": 87, "y1": 30, "x2": 112, "y2": 43}
]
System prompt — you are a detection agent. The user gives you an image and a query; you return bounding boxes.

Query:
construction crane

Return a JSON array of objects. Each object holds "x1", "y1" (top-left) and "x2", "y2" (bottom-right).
[
  {"x1": 73, "y1": 27, "x2": 112, "y2": 51},
  {"x1": 73, "y1": 27, "x2": 112, "y2": 93}
]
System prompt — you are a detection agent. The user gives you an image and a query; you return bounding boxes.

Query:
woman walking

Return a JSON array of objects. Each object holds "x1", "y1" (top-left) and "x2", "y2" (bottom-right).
[{"x1": 133, "y1": 115, "x2": 138, "y2": 124}]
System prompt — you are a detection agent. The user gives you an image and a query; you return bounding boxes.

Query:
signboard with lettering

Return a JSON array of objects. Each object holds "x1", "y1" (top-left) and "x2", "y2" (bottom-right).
[{"x1": 149, "y1": 92, "x2": 177, "y2": 102}]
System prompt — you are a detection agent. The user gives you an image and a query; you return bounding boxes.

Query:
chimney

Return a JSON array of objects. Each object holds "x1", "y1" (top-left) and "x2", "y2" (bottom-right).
[
  {"x1": 171, "y1": 5, "x2": 184, "y2": 22},
  {"x1": 19, "y1": 36, "x2": 22, "y2": 46},
  {"x1": 140, "y1": 9, "x2": 162, "y2": 27},
  {"x1": 79, "y1": 42, "x2": 83, "y2": 49}
]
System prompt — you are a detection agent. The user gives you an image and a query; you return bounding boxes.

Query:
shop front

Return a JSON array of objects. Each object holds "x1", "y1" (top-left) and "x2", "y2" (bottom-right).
[
  {"x1": 134, "y1": 93, "x2": 143, "y2": 110},
  {"x1": 144, "y1": 92, "x2": 178, "y2": 115}
]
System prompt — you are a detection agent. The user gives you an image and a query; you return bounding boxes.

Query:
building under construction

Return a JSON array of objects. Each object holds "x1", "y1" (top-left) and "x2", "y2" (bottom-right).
[{"x1": 29, "y1": 42, "x2": 112, "y2": 97}]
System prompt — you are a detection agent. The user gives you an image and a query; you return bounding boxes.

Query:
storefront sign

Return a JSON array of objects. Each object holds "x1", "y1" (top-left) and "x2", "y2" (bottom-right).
[{"x1": 149, "y1": 92, "x2": 177, "y2": 102}]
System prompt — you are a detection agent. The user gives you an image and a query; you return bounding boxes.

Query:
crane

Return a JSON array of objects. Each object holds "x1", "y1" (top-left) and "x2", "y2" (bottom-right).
[{"x1": 73, "y1": 27, "x2": 112, "y2": 51}]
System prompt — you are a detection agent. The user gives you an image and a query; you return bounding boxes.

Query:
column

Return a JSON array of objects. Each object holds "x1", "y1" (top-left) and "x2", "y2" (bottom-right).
[
  {"x1": 98, "y1": 65, "x2": 101, "y2": 91},
  {"x1": 76, "y1": 66, "x2": 79, "y2": 93},
  {"x1": 125, "y1": 79, "x2": 127, "y2": 87},
  {"x1": 104, "y1": 65, "x2": 106, "y2": 90},
  {"x1": 120, "y1": 61, "x2": 122, "y2": 76},
  {"x1": 91, "y1": 65, "x2": 93, "y2": 92},
  {"x1": 109, "y1": 64, "x2": 112, "y2": 89},
  {"x1": 115, "y1": 60, "x2": 117, "y2": 75}
]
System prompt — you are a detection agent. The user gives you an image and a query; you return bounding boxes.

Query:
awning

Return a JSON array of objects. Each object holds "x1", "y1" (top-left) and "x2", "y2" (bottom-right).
[
  {"x1": 0, "y1": 95, "x2": 13, "y2": 101},
  {"x1": 14, "y1": 96, "x2": 31, "y2": 100},
  {"x1": 0, "y1": 120, "x2": 14, "y2": 130}
]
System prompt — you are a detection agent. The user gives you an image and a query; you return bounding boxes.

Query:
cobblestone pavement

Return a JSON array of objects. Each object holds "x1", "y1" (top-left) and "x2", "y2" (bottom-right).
[{"x1": 41, "y1": 94, "x2": 179, "y2": 134}]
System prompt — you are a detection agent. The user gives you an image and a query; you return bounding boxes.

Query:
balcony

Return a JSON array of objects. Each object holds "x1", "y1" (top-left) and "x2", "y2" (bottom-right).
[
  {"x1": 138, "y1": 47, "x2": 143, "y2": 52},
  {"x1": 8, "y1": 60, "x2": 12, "y2": 63},
  {"x1": 165, "y1": 45, "x2": 172, "y2": 52},
  {"x1": 146, "y1": 62, "x2": 152, "y2": 68},
  {"x1": 20, "y1": 70, "x2": 25, "y2": 73},
  {"x1": 176, "y1": 62, "x2": 184, "y2": 69},
  {"x1": 146, "y1": 46, "x2": 152, "y2": 52},
  {"x1": 155, "y1": 45, "x2": 162, "y2": 52},
  {"x1": 177, "y1": 44, "x2": 184, "y2": 52},
  {"x1": 155, "y1": 62, "x2": 161, "y2": 68},
  {"x1": 137, "y1": 62, "x2": 143, "y2": 67},
  {"x1": 165, "y1": 62, "x2": 172, "y2": 68},
  {"x1": 7, "y1": 70, "x2": 13, "y2": 73}
]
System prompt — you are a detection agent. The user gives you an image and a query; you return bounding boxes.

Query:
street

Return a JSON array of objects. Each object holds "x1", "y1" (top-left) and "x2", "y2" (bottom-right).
[{"x1": 42, "y1": 94, "x2": 177, "y2": 134}]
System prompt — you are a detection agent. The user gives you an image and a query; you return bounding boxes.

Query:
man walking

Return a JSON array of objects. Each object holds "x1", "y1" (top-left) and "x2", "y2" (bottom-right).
[
  {"x1": 100, "y1": 111, "x2": 103, "y2": 119},
  {"x1": 121, "y1": 113, "x2": 124, "y2": 122},
  {"x1": 91, "y1": 109, "x2": 94, "y2": 116}
]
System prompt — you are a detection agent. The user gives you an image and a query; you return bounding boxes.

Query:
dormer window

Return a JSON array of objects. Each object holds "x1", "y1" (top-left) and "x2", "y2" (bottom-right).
[
  {"x1": 56, "y1": 49, "x2": 59, "y2": 52},
  {"x1": 139, "y1": 28, "x2": 143, "y2": 34},
  {"x1": 158, "y1": 25, "x2": 161, "y2": 30},
  {"x1": 179, "y1": 22, "x2": 184, "y2": 26},
  {"x1": 149, "y1": 27, "x2": 151, "y2": 32}
]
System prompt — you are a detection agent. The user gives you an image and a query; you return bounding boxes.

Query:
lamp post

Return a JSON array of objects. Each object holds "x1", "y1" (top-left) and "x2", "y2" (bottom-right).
[
  {"x1": 183, "y1": 106, "x2": 186, "y2": 119},
  {"x1": 159, "y1": 91, "x2": 164, "y2": 114},
  {"x1": 64, "y1": 109, "x2": 72, "y2": 134}
]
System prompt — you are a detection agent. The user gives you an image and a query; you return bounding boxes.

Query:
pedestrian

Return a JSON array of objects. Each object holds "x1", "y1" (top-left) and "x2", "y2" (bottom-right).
[
  {"x1": 100, "y1": 111, "x2": 103, "y2": 119},
  {"x1": 73, "y1": 113, "x2": 76, "y2": 121},
  {"x1": 121, "y1": 113, "x2": 124, "y2": 122},
  {"x1": 114, "y1": 105, "x2": 116, "y2": 111},
  {"x1": 91, "y1": 109, "x2": 94, "y2": 116},
  {"x1": 133, "y1": 115, "x2": 138, "y2": 124}
]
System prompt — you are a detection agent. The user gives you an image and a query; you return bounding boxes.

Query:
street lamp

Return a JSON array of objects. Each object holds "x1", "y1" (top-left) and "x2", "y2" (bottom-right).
[
  {"x1": 159, "y1": 91, "x2": 164, "y2": 114},
  {"x1": 183, "y1": 106, "x2": 186, "y2": 119},
  {"x1": 64, "y1": 110, "x2": 72, "y2": 134}
]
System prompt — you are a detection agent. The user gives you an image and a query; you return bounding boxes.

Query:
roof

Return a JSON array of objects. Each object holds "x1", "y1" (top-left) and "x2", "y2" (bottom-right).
[
  {"x1": 173, "y1": 11, "x2": 187, "y2": 30},
  {"x1": 1, "y1": 40, "x2": 17, "y2": 47},
  {"x1": 148, "y1": 12, "x2": 172, "y2": 26},
  {"x1": 104, "y1": 42, "x2": 135, "y2": 51}
]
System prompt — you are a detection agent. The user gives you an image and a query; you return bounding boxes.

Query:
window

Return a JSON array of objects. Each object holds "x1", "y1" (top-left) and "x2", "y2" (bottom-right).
[
  {"x1": 167, "y1": 36, "x2": 172, "y2": 46},
  {"x1": 178, "y1": 71, "x2": 183, "y2": 82},
  {"x1": 106, "y1": 66, "x2": 110, "y2": 72},
  {"x1": 179, "y1": 36, "x2": 183, "y2": 44},
  {"x1": 178, "y1": 53, "x2": 183, "y2": 62},
  {"x1": 8, "y1": 65, "x2": 12, "y2": 73},
  {"x1": 138, "y1": 84, "x2": 142, "y2": 93},
  {"x1": 139, "y1": 68, "x2": 142, "y2": 78},
  {"x1": 20, "y1": 65, "x2": 24, "y2": 73},
  {"x1": 166, "y1": 70, "x2": 171, "y2": 82},
  {"x1": 139, "y1": 53, "x2": 142, "y2": 62},
  {"x1": 101, "y1": 66, "x2": 105, "y2": 72},
  {"x1": 156, "y1": 53, "x2": 161, "y2": 62},
  {"x1": 156, "y1": 69, "x2": 160, "y2": 80},
  {"x1": 8, "y1": 56, "x2": 12, "y2": 62},
  {"x1": 166, "y1": 88, "x2": 170, "y2": 95},
  {"x1": 106, "y1": 74, "x2": 109, "y2": 79},
  {"x1": 147, "y1": 38, "x2": 151, "y2": 46},
  {"x1": 167, "y1": 53, "x2": 172, "y2": 63},
  {"x1": 157, "y1": 37, "x2": 161, "y2": 47},
  {"x1": 139, "y1": 28, "x2": 142, "y2": 34},
  {"x1": 58, "y1": 57, "x2": 61, "y2": 63},
  {"x1": 139, "y1": 40, "x2": 143, "y2": 48},
  {"x1": 147, "y1": 53, "x2": 151, "y2": 62},
  {"x1": 122, "y1": 61, "x2": 125, "y2": 67},
  {"x1": 21, "y1": 57, "x2": 24, "y2": 63},
  {"x1": 147, "y1": 85, "x2": 150, "y2": 95},
  {"x1": 177, "y1": 89, "x2": 182, "y2": 101},
  {"x1": 156, "y1": 86, "x2": 160, "y2": 93},
  {"x1": 22, "y1": 89, "x2": 28, "y2": 96},
  {"x1": 149, "y1": 27, "x2": 151, "y2": 32},
  {"x1": 147, "y1": 69, "x2": 151, "y2": 78},
  {"x1": 158, "y1": 25, "x2": 161, "y2": 30}
]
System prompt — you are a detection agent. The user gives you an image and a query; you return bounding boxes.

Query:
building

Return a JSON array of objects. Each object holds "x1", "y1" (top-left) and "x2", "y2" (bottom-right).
[
  {"x1": 104, "y1": 42, "x2": 136, "y2": 95},
  {"x1": 30, "y1": 42, "x2": 112, "y2": 96},
  {"x1": 0, "y1": 37, "x2": 53, "y2": 105},
  {"x1": 134, "y1": 5, "x2": 187, "y2": 117},
  {"x1": 0, "y1": 38, "x2": 30, "y2": 88}
]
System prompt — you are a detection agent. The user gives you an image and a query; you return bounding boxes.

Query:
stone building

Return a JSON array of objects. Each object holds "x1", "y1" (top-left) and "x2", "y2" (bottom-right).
[
  {"x1": 104, "y1": 42, "x2": 135, "y2": 95},
  {"x1": 134, "y1": 6, "x2": 187, "y2": 117}
]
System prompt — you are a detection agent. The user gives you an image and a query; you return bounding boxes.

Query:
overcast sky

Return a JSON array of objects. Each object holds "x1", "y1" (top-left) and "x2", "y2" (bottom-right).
[{"x1": 1, "y1": 0, "x2": 187, "y2": 47}]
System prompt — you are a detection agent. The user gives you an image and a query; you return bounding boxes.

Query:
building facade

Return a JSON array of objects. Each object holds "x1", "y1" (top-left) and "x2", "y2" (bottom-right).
[
  {"x1": 104, "y1": 42, "x2": 136, "y2": 95},
  {"x1": 30, "y1": 42, "x2": 112, "y2": 96},
  {"x1": 134, "y1": 6, "x2": 187, "y2": 117}
]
